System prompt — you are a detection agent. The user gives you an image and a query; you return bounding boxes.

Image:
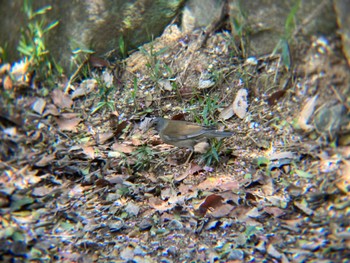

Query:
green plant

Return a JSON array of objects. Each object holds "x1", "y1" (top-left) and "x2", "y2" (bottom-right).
[
  {"x1": 118, "y1": 35, "x2": 127, "y2": 59},
  {"x1": 139, "y1": 44, "x2": 168, "y2": 83},
  {"x1": 130, "y1": 76, "x2": 139, "y2": 109},
  {"x1": 190, "y1": 95, "x2": 222, "y2": 126},
  {"x1": 131, "y1": 145, "x2": 156, "y2": 171},
  {"x1": 91, "y1": 80, "x2": 115, "y2": 114},
  {"x1": 17, "y1": 0, "x2": 61, "y2": 78},
  {"x1": 227, "y1": 1, "x2": 248, "y2": 58},
  {"x1": 199, "y1": 139, "x2": 223, "y2": 166},
  {"x1": 272, "y1": 0, "x2": 301, "y2": 70}
]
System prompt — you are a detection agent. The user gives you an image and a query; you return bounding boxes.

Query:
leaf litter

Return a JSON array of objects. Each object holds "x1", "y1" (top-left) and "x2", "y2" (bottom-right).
[{"x1": 0, "y1": 23, "x2": 350, "y2": 262}]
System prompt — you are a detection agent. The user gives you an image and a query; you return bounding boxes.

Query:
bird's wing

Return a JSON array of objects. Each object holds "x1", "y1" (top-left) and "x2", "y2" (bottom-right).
[{"x1": 163, "y1": 125, "x2": 207, "y2": 140}]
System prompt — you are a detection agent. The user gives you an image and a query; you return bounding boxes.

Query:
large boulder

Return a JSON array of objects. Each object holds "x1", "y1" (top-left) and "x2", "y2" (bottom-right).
[{"x1": 0, "y1": 0, "x2": 184, "y2": 73}]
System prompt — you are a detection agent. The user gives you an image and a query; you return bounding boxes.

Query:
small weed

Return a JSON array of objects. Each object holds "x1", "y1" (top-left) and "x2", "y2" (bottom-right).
[
  {"x1": 227, "y1": 1, "x2": 248, "y2": 58},
  {"x1": 273, "y1": 0, "x2": 301, "y2": 70},
  {"x1": 118, "y1": 35, "x2": 127, "y2": 59},
  {"x1": 139, "y1": 44, "x2": 168, "y2": 83},
  {"x1": 190, "y1": 95, "x2": 222, "y2": 126},
  {"x1": 91, "y1": 79, "x2": 115, "y2": 114},
  {"x1": 131, "y1": 145, "x2": 155, "y2": 171},
  {"x1": 130, "y1": 76, "x2": 139, "y2": 110},
  {"x1": 17, "y1": 0, "x2": 61, "y2": 78},
  {"x1": 199, "y1": 139, "x2": 223, "y2": 166}
]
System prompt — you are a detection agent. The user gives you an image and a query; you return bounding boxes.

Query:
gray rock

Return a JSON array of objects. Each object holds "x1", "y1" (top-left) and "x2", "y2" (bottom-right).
[{"x1": 0, "y1": 0, "x2": 184, "y2": 73}]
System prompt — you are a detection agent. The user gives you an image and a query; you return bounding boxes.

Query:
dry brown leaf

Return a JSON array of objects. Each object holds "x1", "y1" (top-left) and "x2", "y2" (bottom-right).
[
  {"x1": 197, "y1": 194, "x2": 224, "y2": 216},
  {"x1": 32, "y1": 98, "x2": 46, "y2": 115},
  {"x1": 267, "y1": 244, "x2": 282, "y2": 259},
  {"x1": 71, "y1": 79, "x2": 97, "y2": 99},
  {"x1": 145, "y1": 93, "x2": 153, "y2": 107},
  {"x1": 51, "y1": 89, "x2": 73, "y2": 108},
  {"x1": 55, "y1": 117, "x2": 81, "y2": 132},
  {"x1": 3, "y1": 75, "x2": 13, "y2": 90},
  {"x1": 60, "y1": 113, "x2": 80, "y2": 119},
  {"x1": 336, "y1": 160, "x2": 350, "y2": 194},
  {"x1": 43, "y1": 104, "x2": 59, "y2": 116},
  {"x1": 211, "y1": 203, "x2": 234, "y2": 218},
  {"x1": 158, "y1": 79, "x2": 172, "y2": 91},
  {"x1": 263, "y1": 206, "x2": 286, "y2": 217},
  {"x1": 197, "y1": 177, "x2": 220, "y2": 190},
  {"x1": 174, "y1": 162, "x2": 203, "y2": 182},
  {"x1": 35, "y1": 153, "x2": 56, "y2": 167},
  {"x1": 219, "y1": 104, "x2": 234, "y2": 120},
  {"x1": 148, "y1": 197, "x2": 175, "y2": 212},
  {"x1": 82, "y1": 146, "x2": 95, "y2": 159},
  {"x1": 111, "y1": 142, "x2": 135, "y2": 153},
  {"x1": 131, "y1": 137, "x2": 142, "y2": 146},
  {"x1": 32, "y1": 186, "x2": 53, "y2": 197},
  {"x1": 0, "y1": 63, "x2": 11, "y2": 75},
  {"x1": 3, "y1": 127, "x2": 17, "y2": 137},
  {"x1": 11, "y1": 60, "x2": 29, "y2": 77},
  {"x1": 96, "y1": 132, "x2": 114, "y2": 144},
  {"x1": 194, "y1": 141, "x2": 209, "y2": 153},
  {"x1": 297, "y1": 95, "x2": 318, "y2": 131},
  {"x1": 233, "y1": 88, "x2": 248, "y2": 119}
]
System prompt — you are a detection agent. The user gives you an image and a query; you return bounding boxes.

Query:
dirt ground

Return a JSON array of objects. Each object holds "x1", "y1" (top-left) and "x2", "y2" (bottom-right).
[{"x1": 1, "y1": 23, "x2": 350, "y2": 262}]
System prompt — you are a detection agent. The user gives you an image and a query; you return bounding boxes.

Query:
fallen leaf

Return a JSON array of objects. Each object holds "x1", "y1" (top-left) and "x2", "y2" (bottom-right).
[
  {"x1": 0, "y1": 63, "x2": 11, "y2": 75},
  {"x1": 35, "y1": 153, "x2": 56, "y2": 167},
  {"x1": 233, "y1": 88, "x2": 248, "y2": 119},
  {"x1": 145, "y1": 93, "x2": 153, "y2": 107},
  {"x1": 197, "y1": 194, "x2": 224, "y2": 216},
  {"x1": 211, "y1": 203, "x2": 234, "y2": 218},
  {"x1": 267, "y1": 90, "x2": 286, "y2": 106},
  {"x1": 10, "y1": 59, "x2": 29, "y2": 78},
  {"x1": 3, "y1": 75, "x2": 13, "y2": 90},
  {"x1": 32, "y1": 98, "x2": 46, "y2": 115},
  {"x1": 55, "y1": 117, "x2": 81, "y2": 132},
  {"x1": 71, "y1": 79, "x2": 97, "y2": 99},
  {"x1": 42, "y1": 104, "x2": 59, "y2": 116},
  {"x1": 158, "y1": 79, "x2": 172, "y2": 91},
  {"x1": 111, "y1": 143, "x2": 135, "y2": 153},
  {"x1": 51, "y1": 89, "x2": 73, "y2": 108},
  {"x1": 194, "y1": 141, "x2": 210, "y2": 153},
  {"x1": 219, "y1": 104, "x2": 234, "y2": 120},
  {"x1": 96, "y1": 132, "x2": 114, "y2": 144},
  {"x1": 148, "y1": 197, "x2": 175, "y2": 212},
  {"x1": 297, "y1": 95, "x2": 318, "y2": 131},
  {"x1": 267, "y1": 244, "x2": 282, "y2": 259},
  {"x1": 89, "y1": 56, "x2": 110, "y2": 68},
  {"x1": 82, "y1": 146, "x2": 95, "y2": 159},
  {"x1": 336, "y1": 160, "x2": 350, "y2": 194},
  {"x1": 174, "y1": 162, "x2": 203, "y2": 182}
]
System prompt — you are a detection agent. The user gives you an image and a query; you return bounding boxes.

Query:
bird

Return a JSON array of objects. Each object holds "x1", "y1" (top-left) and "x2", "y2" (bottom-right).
[{"x1": 151, "y1": 117, "x2": 233, "y2": 163}]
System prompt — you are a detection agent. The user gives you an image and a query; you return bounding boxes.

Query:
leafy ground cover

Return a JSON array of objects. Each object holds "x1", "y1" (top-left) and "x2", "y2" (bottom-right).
[{"x1": 1, "y1": 23, "x2": 350, "y2": 262}]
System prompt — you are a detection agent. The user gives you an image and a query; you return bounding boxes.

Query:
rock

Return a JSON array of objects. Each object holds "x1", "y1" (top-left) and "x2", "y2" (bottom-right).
[
  {"x1": 334, "y1": 0, "x2": 350, "y2": 66},
  {"x1": 0, "y1": 0, "x2": 184, "y2": 73}
]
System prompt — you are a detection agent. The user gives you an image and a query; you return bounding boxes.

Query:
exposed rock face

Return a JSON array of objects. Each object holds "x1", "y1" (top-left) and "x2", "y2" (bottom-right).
[
  {"x1": 334, "y1": 0, "x2": 350, "y2": 66},
  {"x1": 1, "y1": 0, "x2": 349, "y2": 74},
  {"x1": 0, "y1": 0, "x2": 184, "y2": 73},
  {"x1": 182, "y1": 0, "x2": 339, "y2": 57}
]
